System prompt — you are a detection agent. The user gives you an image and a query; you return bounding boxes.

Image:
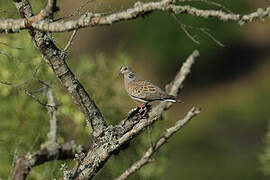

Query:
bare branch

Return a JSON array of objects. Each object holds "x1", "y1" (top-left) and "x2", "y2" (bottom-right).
[
  {"x1": 149, "y1": 49, "x2": 199, "y2": 118},
  {"x1": 200, "y1": 28, "x2": 224, "y2": 47},
  {"x1": 172, "y1": 14, "x2": 225, "y2": 46},
  {"x1": 179, "y1": 0, "x2": 233, "y2": 13},
  {"x1": 64, "y1": 30, "x2": 78, "y2": 52},
  {"x1": 1, "y1": 1, "x2": 270, "y2": 33},
  {"x1": 172, "y1": 14, "x2": 200, "y2": 45},
  {"x1": 43, "y1": 82, "x2": 58, "y2": 143},
  {"x1": 167, "y1": 50, "x2": 199, "y2": 95},
  {"x1": 55, "y1": 0, "x2": 95, "y2": 21},
  {"x1": 116, "y1": 107, "x2": 201, "y2": 180},
  {"x1": 10, "y1": 141, "x2": 86, "y2": 180}
]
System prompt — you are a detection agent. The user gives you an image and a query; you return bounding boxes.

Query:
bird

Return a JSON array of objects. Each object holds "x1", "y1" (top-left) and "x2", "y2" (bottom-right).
[{"x1": 119, "y1": 65, "x2": 181, "y2": 107}]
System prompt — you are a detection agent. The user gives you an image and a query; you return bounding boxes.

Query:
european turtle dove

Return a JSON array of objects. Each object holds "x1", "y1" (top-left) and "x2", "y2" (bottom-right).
[{"x1": 119, "y1": 66, "x2": 180, "y2": 106}]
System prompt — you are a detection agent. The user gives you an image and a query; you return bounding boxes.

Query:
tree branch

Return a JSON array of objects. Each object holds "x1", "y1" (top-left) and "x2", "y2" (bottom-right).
[
  {"x1": 10, "y1": 141, "x2": 86, "y2": 180},
  {"x1": 115, "y1": 107, "x2": 201, "y2": 180},
  {"x1": 2, "y1": 0, "x2": 270, "y2": 33},
  {"x1": 13, "y1": 0, "x2": 107, "y2": 140}
]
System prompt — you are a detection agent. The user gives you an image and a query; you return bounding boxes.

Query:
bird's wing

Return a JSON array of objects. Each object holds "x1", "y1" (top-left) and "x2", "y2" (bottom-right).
[{"x1": 127, "y1": 80, "x2": 168, "y2": 101}]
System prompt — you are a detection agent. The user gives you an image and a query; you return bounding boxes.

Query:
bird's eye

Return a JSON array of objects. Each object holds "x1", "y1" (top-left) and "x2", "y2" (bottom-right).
[{"x1": 124, "y1": 67, "x2": 127, "y2": 71}]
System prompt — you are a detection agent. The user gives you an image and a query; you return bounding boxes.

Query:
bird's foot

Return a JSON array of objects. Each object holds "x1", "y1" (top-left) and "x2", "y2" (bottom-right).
[
  {"x1": 121, "y1": 103, "x2": 152, "y2": 126},
  {"x1": 138, "y1": 103, "x2": 147, "y2": 109},
  {"x1": 137, "y1": 103, "x2": 151, "y2": 118}
]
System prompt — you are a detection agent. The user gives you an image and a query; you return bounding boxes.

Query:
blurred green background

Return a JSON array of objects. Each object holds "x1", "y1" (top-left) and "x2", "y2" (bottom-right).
[{"x1": 1, "y1": 0, "x2": 270, "y2": 179}]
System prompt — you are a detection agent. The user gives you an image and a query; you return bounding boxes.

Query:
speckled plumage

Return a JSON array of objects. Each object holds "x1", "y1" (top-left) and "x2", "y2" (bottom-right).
[{"x1": 119, "y1": 66, "x2": 179, "y2": 103}]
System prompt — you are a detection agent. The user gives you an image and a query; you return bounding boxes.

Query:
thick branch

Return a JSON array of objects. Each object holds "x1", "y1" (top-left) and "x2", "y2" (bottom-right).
[
  {"x1": 116, "y1": 107, "x2": 201, "y2": 180},
  {"x1": 2, "y1": 1, "x2": 270, "y2": 33},
  {"x1": 10, "y1": 141, "x2": 86, "y2": 180},
  {"x1": 74, "y1": 50, "x2": 200, "y2": 179},
  {"x1": 13, "y1": 0, "x2": 107, "y2": 139}
]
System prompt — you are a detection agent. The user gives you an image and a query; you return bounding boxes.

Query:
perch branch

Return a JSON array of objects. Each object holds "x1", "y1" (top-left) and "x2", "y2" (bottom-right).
[{"x1": 116, "y1": 107, "x2": 201, "y2": 180}]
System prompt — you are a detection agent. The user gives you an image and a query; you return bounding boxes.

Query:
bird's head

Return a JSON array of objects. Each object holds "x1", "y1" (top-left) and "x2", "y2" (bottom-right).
[{"x1": 119, "y1": 66, "x2": 132, "y2": 75}]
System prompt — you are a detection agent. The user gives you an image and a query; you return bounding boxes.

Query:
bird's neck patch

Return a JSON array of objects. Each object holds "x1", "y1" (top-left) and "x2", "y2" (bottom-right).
[{"x1": 128, "y1": 72, "x2": 135, "y2": 79}]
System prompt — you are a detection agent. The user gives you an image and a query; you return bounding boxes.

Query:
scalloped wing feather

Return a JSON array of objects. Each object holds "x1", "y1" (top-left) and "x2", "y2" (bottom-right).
[{"x1": 127, "y1": 80, "x2": 171, "y2": 101}]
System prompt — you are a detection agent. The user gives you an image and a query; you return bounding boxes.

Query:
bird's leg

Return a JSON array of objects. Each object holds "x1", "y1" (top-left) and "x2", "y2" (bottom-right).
[
  {"x1": 138, "y1": 102, "x2": 147, "y2": 109},
  {"x1": 137, "y1": 102, "x2": 151, "y2": 118}
]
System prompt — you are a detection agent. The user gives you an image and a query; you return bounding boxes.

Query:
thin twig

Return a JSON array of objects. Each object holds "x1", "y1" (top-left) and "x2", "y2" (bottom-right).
[
  {"x1": 0, "y1": 80, "x2": 55, "y2": 108},
  {"x1": 172, "y1": 14, "x2": 200, "y2": 44},
  {"x1": 54, "y1": 0, "x2": 95, "y2": 21},
  {"x1": 179, "y1": 0, "x2": 233, "y2": 13},
  {"x1": 172, "y1": 14, "x2": 224, "y2": 46},
  {"x1": 200, "y1": 28, "x2": 225, "y2": 47},
  {"x1": 115, "y1": 107, "x2": 201, "y2": 180},
  {"x1": 64, "y1": 30, "x2": 78, "y2": 51}
]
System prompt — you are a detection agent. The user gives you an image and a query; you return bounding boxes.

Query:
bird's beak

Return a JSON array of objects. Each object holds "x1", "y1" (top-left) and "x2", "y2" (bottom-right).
[{"x1": 118, "y1": 71, "x2": 122, "y2": 76}]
